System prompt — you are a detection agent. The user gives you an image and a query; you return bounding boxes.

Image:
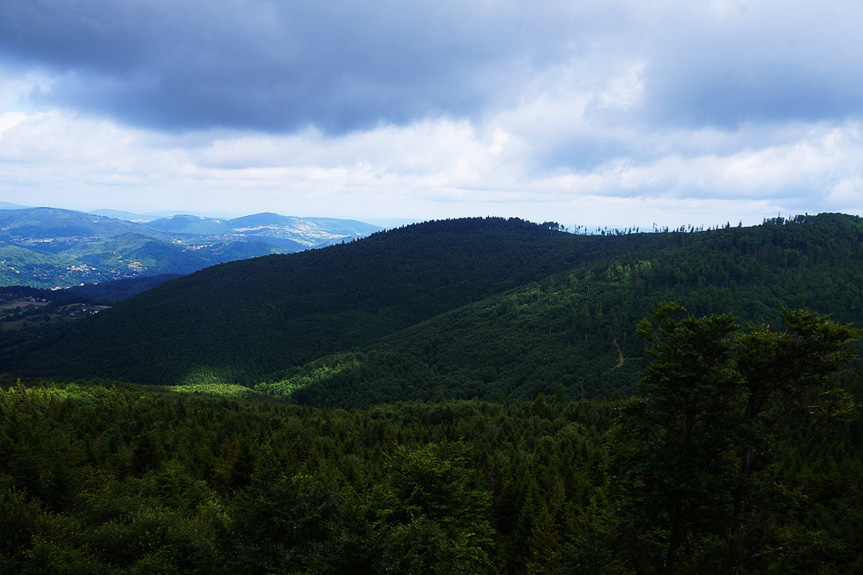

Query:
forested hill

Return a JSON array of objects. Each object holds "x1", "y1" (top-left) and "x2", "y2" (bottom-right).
[
  {"x1": 3, "y1": 214, "x2": 863, "y2": 402},
  {"x1": 3, "y1": 218, "x2": 642, "y2": 384},
  {"x1": 256, "y1": 212, "x2": 863, "y2": 406}
]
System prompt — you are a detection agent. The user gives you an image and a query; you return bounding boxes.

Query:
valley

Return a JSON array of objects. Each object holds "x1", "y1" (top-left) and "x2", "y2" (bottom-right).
[
  {"x1": 0, "y1": 206, "x2": 381, "y2": 289},
  {"x1": 0, "y1": 294, "x2": 109, "y2": 332}
]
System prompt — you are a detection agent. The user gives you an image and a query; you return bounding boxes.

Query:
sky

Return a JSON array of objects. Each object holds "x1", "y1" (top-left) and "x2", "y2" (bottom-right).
[{"x1": 1, "y1": 0, "x2": 862, "y2": 229}]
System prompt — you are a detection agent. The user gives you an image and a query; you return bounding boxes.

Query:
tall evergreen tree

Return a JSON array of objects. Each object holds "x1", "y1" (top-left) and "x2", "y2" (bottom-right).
[
  {"x1": 614, "y1": 303, "x2": 742, "y2": 574},
  {"x1": 613, "y1": 304, "x2": 860, "y2": 574}
]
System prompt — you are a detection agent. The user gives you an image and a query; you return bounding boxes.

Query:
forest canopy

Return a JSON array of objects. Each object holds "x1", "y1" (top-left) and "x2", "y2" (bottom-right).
[{"x1": 0, "y1": 303, "x2": 860, "y2": 574}]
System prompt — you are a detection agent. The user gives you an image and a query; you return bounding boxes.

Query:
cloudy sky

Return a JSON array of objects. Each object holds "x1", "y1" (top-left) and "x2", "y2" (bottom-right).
[{"x1": 1, "y1": 0, "x2": 861, "y2": 228}]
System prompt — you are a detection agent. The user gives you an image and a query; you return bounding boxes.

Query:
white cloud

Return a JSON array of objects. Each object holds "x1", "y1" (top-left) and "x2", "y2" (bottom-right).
[
  {"x1": 598, "y1": 63, "x2": 646, "y2": 110},
  {"x1": 827, "y1": 178, "x2": 863, "y2": 205},
  {"x1": 0, "y1": 111, "x2": 27, "y2": 137},
  {"x1": 1, "y1": 105, "x2": 862, "y2": 227}
]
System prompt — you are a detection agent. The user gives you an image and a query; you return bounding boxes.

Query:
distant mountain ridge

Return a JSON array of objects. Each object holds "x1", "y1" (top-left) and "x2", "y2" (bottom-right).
[
  {"x1": 88, "y1": 209, "x2": 165, "y2": 223},
  {"x1": 144, "y1": 214, "x2": 232, "y2": 234},
  {"x1": 146, "y1": 212, "x2": 379, "y2": 248},
  {"x1": 0, "y1": 201, "x2": 30, "y2": 210},
  {"x1": 0, "y1": 207, "x2": 164, "y2": 241},
  {"x1": 0, "y1": 206, "x2": 381, "y2": 288}
]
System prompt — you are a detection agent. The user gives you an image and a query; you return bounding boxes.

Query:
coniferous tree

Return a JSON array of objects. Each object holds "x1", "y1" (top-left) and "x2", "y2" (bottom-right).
[{"x1": 613, "y1": 303, "x2": 860, "y2": 574}]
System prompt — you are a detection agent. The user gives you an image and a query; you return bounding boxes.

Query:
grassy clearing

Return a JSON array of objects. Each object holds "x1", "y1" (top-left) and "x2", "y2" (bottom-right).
[{"x1": 166, "y1": 381, "x2": 272, "y2": 400}]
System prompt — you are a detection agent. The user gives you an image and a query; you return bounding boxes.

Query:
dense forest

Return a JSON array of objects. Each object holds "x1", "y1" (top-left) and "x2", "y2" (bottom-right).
[
  {"x1": 2, "y1": 214, "x2": 863, "y2": 573},
  {"x1": 1, "y1": 328, "x2": 860, "y2": 573},
  {"x1": 276, "y1": 212, "x2": 863, "y2": 407},
  {"x1": 4, "y1": 213, "x2": 863, "y2": 408}
]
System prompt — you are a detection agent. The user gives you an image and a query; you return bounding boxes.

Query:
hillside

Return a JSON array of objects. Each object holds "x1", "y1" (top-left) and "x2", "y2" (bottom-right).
[
  {"x1": 0, "y1": 207, "x2": 161, "y2": 241},
  {"x1": 4, "y1": 218, "x2": 626, "y2": 384},
  {"x1": 2, "y1": 215, "x2": 863, "y2": 573},
  {"x1": 268, "y1": 213, "x2": 863, "y2": 406},
  {"x1": 4, "y1": 214, "x2": 862, "y2": 405},
  {"x1": 0, "y1": 207, "x2": 380, "y2": 288}
]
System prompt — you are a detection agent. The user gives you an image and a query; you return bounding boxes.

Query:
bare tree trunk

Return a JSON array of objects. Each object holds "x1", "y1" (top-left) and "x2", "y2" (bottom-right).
[{"x1": 665, "y1": 503, "x2": 684, "y2": 575}]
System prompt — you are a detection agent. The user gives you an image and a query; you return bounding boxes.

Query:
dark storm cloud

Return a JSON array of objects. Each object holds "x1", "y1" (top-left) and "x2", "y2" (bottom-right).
[
  {"x1": 0, "y1": 1, "x2": 148, "y2": 72},
  {"x1": 2, "y1": 1, "x2": 862, "y2": 138},
  {"x1": 0, "y1": 0, "x2": 585, "y2": 133}
]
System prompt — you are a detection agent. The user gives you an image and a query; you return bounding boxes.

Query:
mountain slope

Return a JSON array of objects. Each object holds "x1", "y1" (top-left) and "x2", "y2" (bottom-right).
[
  {"x1": 273, "y1": 214, "x2": 863, "y2": 406},
  {"x1": 88, "y1": 208, "x2": 163, "y2": 222},
  {"x1": 0, "y1": 207, "x2": 166, "y2": 241},
  {"x1": 0, "y1": 201, "x2": 30, "y2": 210},
  {"x1": 4, "y1": 218, "x2": 636, "y2": 384},
  {"x1": 0, "y1": 208, "x2": 278, "y2": 286},
  {"x1": 5, "y1": 214, "x2": 863, "y2": 405},
  {"x1": 143, "y1": 214, "x2": 232, "y2": 234}
]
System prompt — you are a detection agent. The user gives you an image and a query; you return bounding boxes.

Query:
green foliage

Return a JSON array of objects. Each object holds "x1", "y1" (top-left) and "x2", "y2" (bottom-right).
[
  {"x1": 252, "y1": 213, "x2": 863, "y2": 408},
  {"x1": 3, "y1": 214, "x2": 863, "y2": 571},
  {"x1": 166, "y1": 382, "x2": 270, "y2": 400},
  {"x1": 612, "y1": 304, "x2": 861, "y2": 574},
  {"x1": 5, "y1": 214, "x2": 863, "y2": 409},
  {"x1": 377, "y1": 442, "x2": 495, "y2": 574},
  {"x1": 253, "y1": 356, "x2": 365, "y2": 401},
  {"x1": 9, "y1": 217, "x2": 620, "y2": 384},
  {"x1": 0, "y1": 374, "x2": 861, "y2": 573},
  {"x1": 0, "y1": 379, "x2": 624, "y2": 573},
  {"x1": 615, "y1": 304, "x2": 744, "y2": 573}
]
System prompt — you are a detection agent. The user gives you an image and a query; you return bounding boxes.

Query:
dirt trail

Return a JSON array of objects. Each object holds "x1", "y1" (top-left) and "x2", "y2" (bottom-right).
[{"x1": 613, "y1": 338, "x2": 625, "y2": 368}]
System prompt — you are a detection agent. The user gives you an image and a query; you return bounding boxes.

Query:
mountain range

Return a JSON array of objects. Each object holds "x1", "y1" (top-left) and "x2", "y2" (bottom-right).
[
  {"x1": 0, "y1": 206, "x2": 380, "y2": 288},
  {"x1": 4, "y1": 212, "x2": 862, "y2": 407}
]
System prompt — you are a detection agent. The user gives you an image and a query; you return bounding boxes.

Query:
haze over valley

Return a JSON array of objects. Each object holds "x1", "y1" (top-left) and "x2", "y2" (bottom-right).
[{"x1": 0, "y1": 204, "x2": 380, "y2": 288}]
